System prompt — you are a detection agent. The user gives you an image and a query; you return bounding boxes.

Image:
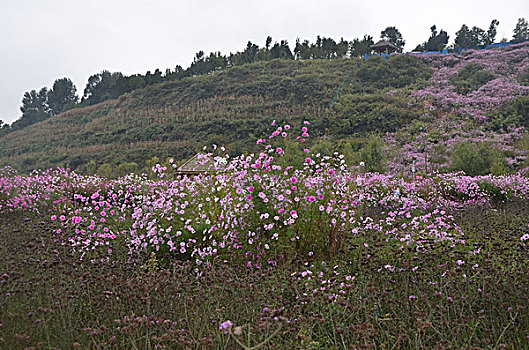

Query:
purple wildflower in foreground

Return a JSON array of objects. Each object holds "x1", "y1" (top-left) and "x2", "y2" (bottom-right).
[{"x1": 219, "y1": 320, "x2": 233, "y2": 331}]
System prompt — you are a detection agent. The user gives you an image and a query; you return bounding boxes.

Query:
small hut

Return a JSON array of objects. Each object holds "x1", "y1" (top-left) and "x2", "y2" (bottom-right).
[
  {"x1": 176, "y1": 153, "x2": 216, "y2": 176},
  {"x1": 370, "y1": 40, "x2": 399, "y2": 55}
]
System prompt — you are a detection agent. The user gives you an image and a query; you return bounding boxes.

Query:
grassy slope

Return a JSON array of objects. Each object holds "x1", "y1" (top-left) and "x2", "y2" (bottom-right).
[
  {"x1": 0, "y1": 57, "x2": 433, "y2": 173},
  {"x1": 3, "y1": 46, "x2": 526, "y2": 175}
]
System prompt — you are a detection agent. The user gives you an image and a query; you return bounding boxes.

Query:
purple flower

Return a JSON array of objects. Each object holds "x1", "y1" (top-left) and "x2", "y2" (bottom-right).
[{"x1": 219, "y1": 320, "x2": 233, "y2": 332}]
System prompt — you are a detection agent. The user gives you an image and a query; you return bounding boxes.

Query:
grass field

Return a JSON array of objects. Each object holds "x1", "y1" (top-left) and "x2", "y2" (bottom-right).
[{"x1": 1, "y1": 191, "x2": 528, "y2": 349}]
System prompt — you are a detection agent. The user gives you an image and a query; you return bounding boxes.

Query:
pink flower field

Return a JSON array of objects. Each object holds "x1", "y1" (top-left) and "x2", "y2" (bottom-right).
[{"x1": 1, "y1": 122, "x2": 528, "y2": 348}]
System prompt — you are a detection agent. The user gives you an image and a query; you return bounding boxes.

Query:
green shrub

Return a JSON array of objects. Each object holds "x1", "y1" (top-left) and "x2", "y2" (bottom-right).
[
  {"x1": 451, "y1": 62, "x2": 495, "y2": 95},
  {"x1": 86, "y1": 160, "x2": 97, "y2": 175},
  {"x1": 355, "y1": 55, "x2": 433, "y2": 89},
  {"x1": 451, "y1": 141, "x2": 504, "y2": 176},
  {"x1": 518, "y1": 66, "x2": 529, "y2": 86},
  {"x1": 359, "y1": 135, "x2": 386, "y2": 173},
  {"x1": 116, "y1": 162, "x2": 139, "y2": 177},
  {"x1": 488, "y1": 96, "x2": 529, "y2": 131},
  {"x1": 330, "y1": 93, "x2": 422, "y2": 135},
  {"x1": 97, "y1": 163, "x2": 114, "y2": 178}
]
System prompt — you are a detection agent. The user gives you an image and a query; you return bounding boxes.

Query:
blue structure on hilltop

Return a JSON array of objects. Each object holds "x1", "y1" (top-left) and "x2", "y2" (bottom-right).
[{"x1": 364, "y1": 41, "x2": 515, "y2": 60}]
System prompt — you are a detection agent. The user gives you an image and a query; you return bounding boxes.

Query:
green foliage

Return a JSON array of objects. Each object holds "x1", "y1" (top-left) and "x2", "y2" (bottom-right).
[
  {"x1": 355, "y1": 55, "x2": 433, "y2": 89},
  {"x1": 273, "y1": 139, "x2": 306, "y2": 170},
  {"x1": 85, "y1": 160, "x2": 97, "y2": 175},
  {"x1": 359, "y1": 135, "x2": 386, "y2": 172},
  {"x1": 0, "y1": 120, "x2": 10, "y2": 138},
  {"x1": 451, "y1": 141, "x2": 504, "y2": 176},
  {"x1": 82, "y1": 70, "x2": 137, "y2": 105},
  {"x1": 518, "y1": 66, "x2": 529, "y2": 86},
  {"x1": 144, "y1": 156, "x2": 161, "y2": 178},
  {"x1": 454, "y1": 22, "x2": 499, "y2": 49},
  {"x1": 0, "y1": 52, "x2": 439, "y2": 174},
  {"x1": 350, "y1": 35, "x2": 374, "y2": 57},
  {"x1": 333, "y1": 139, "x2": 360, "y2": 166},
  {"x1": 380, "y1": 26, "x2": 405, "y2": 52},
  {"x1": 486, "y1": 19, "x2": 500, "y2": 45},
  {"x1": 451, "y1": 62, "x2": 495, "y2": 95},
  {"x1": 47, "y1": 77, "x2": 78, "y2": 116},
  {"x1": 512, "y1": 18, "x2": 529, "y2": 44},
  {"x1": 97, "y1": 163, "x2": 114, "y2": 178},
  {"x1": 116, "y1": 162, "x2": 138, "y2": 177},
  {"x1": 310, "y1": 139, "x2": 334, "y2": 157},
  {"x1": 488, "y1": 96, "x2": 529, "y2": 131},
  {"x1": 0, "y1": 59, "x2": 365, "y2": 172},
  {"x1": 414, "y1": 25, "x2": 449, "y2": 52},
  {"x1": 330, "y1": 93, "x2": 423, "y2": 135},
  {"x1": 12, "y1": 88, "x2": 50, "y2": 130}
]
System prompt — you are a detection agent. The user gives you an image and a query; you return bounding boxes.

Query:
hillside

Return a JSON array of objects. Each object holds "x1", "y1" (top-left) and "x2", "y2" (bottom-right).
[{"x1": 1, "y1": 42, "x2": 529, "y2": 176}]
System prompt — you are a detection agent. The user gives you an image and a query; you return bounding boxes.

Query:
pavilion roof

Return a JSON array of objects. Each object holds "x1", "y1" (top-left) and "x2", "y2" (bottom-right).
[
  {"x1": 177, "y1": 153, "x2": 215, "y2": 173},
  {"x1": 370, "y1": 40, "x2": 399, "y2": 50}
]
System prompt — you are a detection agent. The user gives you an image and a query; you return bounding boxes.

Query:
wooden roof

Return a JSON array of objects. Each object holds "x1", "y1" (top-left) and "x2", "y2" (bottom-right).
[
  {"x1": 177, "y1": 153, "x2": 215, "y2": 174},
  {"x1": 370, "y1": 40, "x2": 399, "y2": 51}
]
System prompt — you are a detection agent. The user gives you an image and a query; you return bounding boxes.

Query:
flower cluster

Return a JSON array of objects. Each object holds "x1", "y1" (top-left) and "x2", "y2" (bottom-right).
[{"x1": 2, "y1": 122, "x2": 529, "y2": 267}]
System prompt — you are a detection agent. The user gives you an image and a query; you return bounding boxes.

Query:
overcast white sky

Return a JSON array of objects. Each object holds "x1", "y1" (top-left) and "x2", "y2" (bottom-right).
[{"x1": 0, "y1": 0, "x2": 527, "y2": 124}]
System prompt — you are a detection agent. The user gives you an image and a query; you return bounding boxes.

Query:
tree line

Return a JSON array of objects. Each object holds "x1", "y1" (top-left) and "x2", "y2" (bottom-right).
[{"x1": 1, "y1": 18, "x2": 528, "y2": 135}]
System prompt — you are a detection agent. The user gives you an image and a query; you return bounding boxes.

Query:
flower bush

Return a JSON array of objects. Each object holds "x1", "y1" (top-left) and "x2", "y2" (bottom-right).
[{"x1": 2, "y1": 121, "x2": 529, "y2": 268}]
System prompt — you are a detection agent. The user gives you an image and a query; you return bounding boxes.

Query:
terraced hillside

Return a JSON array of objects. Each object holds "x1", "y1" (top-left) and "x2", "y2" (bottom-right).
[{"x1": 1, "y1": 42, "x2": 528, "y2": 176}]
